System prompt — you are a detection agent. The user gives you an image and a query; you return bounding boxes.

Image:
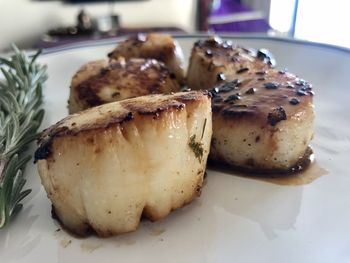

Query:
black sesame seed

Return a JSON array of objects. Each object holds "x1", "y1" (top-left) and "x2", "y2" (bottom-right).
[
  {"x1": 257, "y1": 49, "x2": 268, "y2": 59},
  {"x1": 305, "y1": 86, "x2": 313, "y2": 91},
  {"x1": 219, "y1": 86, "x2": 234, "y2": 92},
  {"x1": 295, "y1": 80, "x2": 306, "y2": 86},
  {"x1": 213, "y1": 87, "x2": 220, "y2": 93},
  {"x1": 242, "y1": 47, "x2": 253, "y2": 54},
  {"x1": 286, "y1": 85, "x2": 295, "y2": 89},
  {"x1": 231, "y1": 78, "x2": 240, "y2": 85},
  {"x1": 297, "y1": 89, "x2": 307, "y2": 96},
  {"x1": 289, "y1": 98, "x2": 300, "y2": 105},
  {"x1": 207, "y1": 36, "x2": 223, "y2": 45},
  {"x1": 264, "y1": 82, "x2": 279, "y2": 89},
  {"x1": 256, "y1": 49, "x2": 276, "y2": 66},
  {"x1": 255, "y1": 71, "x2": 266, "y2": 75},
  {"x1": 278, "y1": 69, "x2": 287, "y2": 74},
  {"x1": 224, "y1": 93, "x2": 241, "y2": 103},
  {"x1": 181, "y1": 87, "x2": 191, "y2": 92},
  {"x1": 214, "y1": 79, "x2": 241, "y2": 93},
  {"x1": 236, "y1": 67, "x2": 249, "y2": 74},
  {"x1": 245, "y1": 87, "x2": 256, "y2": 94},
  {"x1": 268, "y1": 59, "x2": 276, "y2": 67},
  {"x1": 210, "y1": 91, "x2": 218, "y2": 97},
  {"x1": 213, "y1": 96, "x2": 223, "y2": 103},
  {"x1": 257, "y1": 77, "x2": 265, "y2": 81},
  {"x1": 223, "y1": 40, "x2": 233, "y2": 48},
  {"x1": 231, "y1": 56, "x2": 239, "y2": 62},
  {"x1": 205, "y1": 49, "x2": 213, "y2": 57},
  {"x1": 217, "y1": 72, "x2": 226, "y2": 82}
]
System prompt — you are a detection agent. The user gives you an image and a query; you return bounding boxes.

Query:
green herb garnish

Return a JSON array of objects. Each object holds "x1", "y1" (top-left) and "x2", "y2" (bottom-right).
[
  {"x1": 189, "y1": 135, "x2": 204, "y2": 163},
  {"x1": 0, "y1": 45, "x2": 47, "y2": 228},
  {"x1": 189, "y1": 119, "x2": 208, "y2": 163}
]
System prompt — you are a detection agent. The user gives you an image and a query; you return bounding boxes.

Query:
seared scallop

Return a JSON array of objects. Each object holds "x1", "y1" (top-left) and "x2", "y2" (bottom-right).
[
  {"x1": 187, "y1": 36, "x2": 275, "y2": 91},
  {"x1": 35, "y1": 91, "x2": 212, "y2": 236},
  {"x1": 210, "y1": 70, "x2": 314, "y2": 173},
  {"x1": 108, "y1": 33, "x2": 185, "y2": 85},
  {"x1": 68, "y1": 57, "x2": 180, "y2": 114}
]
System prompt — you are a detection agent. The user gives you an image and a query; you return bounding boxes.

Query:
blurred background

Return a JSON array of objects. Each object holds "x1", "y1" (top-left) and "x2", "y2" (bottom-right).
[{"x1": 0, "y1": 0, "x2": 348, "y2": 52}]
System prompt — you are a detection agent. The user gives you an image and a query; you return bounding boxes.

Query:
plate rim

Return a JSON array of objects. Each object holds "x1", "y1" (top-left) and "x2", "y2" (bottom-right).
[{"x1": 39, "y1": 32, "x2": 350, "y2": 56}]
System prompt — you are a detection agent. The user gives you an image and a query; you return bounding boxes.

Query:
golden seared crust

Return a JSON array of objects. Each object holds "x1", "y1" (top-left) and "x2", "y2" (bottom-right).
[
  {"x1": 71, "y1": 59, "x2": 109, "y2": 88},
  {"x1": 211, "y1": 69, "x2": 314, "y2": 126},
  {"x1": 108, "y1": 33, "x2": 185, "y2": 85},
  {"x1": 36, "y1": 90, "x2": 211, "y2": 161},
  {"x1": 36, "y1": 90, "x2": 212, "y2": 236},
  {"x1": 108, "y1": 33, "x2": 176, "y2": 61},
  {"x1": 187, "y1": 36, "x2": 275, "y2": 90},
  {"x1": 69, "y1": 58, "x2": 180, "y2": 113}
]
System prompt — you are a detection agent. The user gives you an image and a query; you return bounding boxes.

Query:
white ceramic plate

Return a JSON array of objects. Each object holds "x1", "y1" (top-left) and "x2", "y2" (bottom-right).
[{"x1": 1, "y1": 34, "x2": 350, "y2": 263}]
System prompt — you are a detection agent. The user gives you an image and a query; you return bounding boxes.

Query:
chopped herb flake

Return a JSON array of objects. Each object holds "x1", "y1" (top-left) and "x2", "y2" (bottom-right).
[{"x1": 189, "y1": 135, "x2": 204, "y2": 163}]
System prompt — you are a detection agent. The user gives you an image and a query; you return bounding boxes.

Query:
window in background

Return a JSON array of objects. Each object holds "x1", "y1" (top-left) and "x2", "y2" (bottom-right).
[
  {"x1": 269, "y1": 0, "x2": 296, "y2": 35},
  {"x1": 269, "y1": 0, "x2": 350, "y2": 48},
  {"x1": 295, "y1": 0, "x2": 350, "y2": 48}
]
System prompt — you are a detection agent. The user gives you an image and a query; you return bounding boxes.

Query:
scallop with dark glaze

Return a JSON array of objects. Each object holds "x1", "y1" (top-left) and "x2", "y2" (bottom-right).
[
  {"x1": 187, "y1": 36, "x2": 275, "y2": 90},
  {"x1": 210, "y1": 69, "x2": 314, "y2": 173}
]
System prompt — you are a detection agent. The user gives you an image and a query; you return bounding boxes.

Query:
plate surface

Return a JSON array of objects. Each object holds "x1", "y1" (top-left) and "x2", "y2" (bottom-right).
[{"x1": 1, "y1": 35, "x2": 350, "y2": 263}]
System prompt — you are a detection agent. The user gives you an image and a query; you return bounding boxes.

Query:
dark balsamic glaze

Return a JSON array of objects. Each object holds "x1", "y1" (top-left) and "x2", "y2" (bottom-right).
[{"x1": 208, "y1": 147, "x2": 318, "y2": 178}]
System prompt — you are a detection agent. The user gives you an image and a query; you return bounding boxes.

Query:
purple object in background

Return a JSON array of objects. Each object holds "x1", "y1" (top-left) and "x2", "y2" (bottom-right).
[{"x1": 209, "y1": 0, "x2": 270, "y2": 33}]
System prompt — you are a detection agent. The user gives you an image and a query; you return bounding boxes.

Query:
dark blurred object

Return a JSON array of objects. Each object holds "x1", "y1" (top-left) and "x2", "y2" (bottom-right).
[
  {"x1": 37, "y1": 27, "x2": 186, "y2": 49},
  {"x1": 196, "y1": 0, "x2": 213, "y2": 31},
  {"x1": 46, "y1": 0, "x2": 149, "y2": 38},
  {"x1": 47, "y1": 8, "x2": 121, "y2": 38},
  {"x1": 96, "y1": 14, "x2": 119, "y2": 34},
  {"x1": 77, "y1": 9, "x2": 94, "y2": 32},
  {"x1": 48, "y1": 9, "x2": 96, "y2": 37}
]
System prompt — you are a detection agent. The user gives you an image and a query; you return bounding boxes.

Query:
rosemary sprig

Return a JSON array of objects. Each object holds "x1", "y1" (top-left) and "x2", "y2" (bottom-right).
[{"x1": 0, "y1": 45, "x2": 47, "y2": 228}]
